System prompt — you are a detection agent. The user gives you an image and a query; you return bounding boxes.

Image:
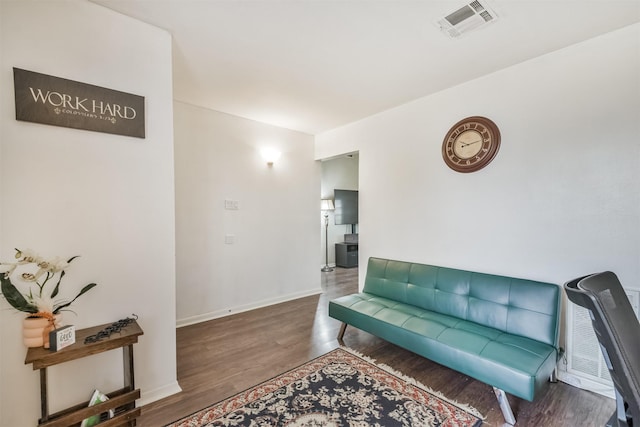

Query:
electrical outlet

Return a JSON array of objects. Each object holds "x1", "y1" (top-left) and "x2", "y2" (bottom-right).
[{"x1": 225, "y1": 234, "x2": 235, "y2": 244}]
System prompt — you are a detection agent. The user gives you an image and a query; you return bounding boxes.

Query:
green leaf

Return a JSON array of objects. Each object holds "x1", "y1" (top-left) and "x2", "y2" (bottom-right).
[
  {"x1": 50, "y1": 270, "x2": 66, "y2": 299},
  {"x1": 53, "y1": 282, "x2": 97, "y2": 314},
  {"x1": 0, "y1": 274, "x2": 37, "y2": 313}
]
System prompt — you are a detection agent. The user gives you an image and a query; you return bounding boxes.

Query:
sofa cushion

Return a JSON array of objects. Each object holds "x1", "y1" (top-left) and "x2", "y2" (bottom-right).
[{"x1": 329, "y1": 292, "x2": 558, "y2": 401}]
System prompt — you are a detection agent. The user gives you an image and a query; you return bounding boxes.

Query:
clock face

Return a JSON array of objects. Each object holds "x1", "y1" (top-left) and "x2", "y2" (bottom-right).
[{"x1": 442, "y1": 116, "x2": 501, "y2": 173}]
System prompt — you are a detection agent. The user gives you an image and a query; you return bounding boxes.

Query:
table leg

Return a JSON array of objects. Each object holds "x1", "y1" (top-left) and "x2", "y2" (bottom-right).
[
  {"x1": 39, "y1": 368, "x2": 48, "y2": 422},
  {"x1": 123, "y1": 344, "x2": 135, "y2": 390},
  {"x1": 123, "y1": 344, "x2": 136, "y2": 426}
]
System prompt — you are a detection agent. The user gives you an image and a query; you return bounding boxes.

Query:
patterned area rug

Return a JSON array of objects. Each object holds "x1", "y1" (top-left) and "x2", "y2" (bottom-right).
[{"x1": 166, "y1": 347, "x2": 483, "y2": 427}]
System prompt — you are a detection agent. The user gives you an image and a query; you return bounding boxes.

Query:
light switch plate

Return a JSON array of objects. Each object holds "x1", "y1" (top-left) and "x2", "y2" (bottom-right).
[{"x1": 224, "y1": 199, "x2": 239, "y2": 210}]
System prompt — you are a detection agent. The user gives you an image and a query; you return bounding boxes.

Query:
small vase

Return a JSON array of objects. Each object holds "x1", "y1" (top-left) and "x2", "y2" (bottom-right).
[
  {"x1": 43, "y1": 319, "x2": 56, "y2": 349},
  {"x1": 22, "y1": 315, "x2": 62, "y2": 348}
]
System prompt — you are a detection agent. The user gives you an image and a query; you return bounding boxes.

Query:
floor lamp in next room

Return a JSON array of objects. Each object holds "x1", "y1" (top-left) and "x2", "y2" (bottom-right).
[{"x1": 321, "y1": 199, "x2": 334, "y2": 272}]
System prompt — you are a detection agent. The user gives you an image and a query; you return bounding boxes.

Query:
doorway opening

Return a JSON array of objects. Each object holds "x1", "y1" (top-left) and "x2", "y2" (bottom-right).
[{"x1": 320, "y1": 152, "x2": 359, "y2": 272}]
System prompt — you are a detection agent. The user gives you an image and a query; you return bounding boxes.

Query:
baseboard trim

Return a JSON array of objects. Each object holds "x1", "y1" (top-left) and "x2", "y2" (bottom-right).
[
  {"x1": 139, "y1": 381, "x2": 182, "y2": 406},
  {"x1": 176, "y1": 287, "x2": 322, "y2": 328}
]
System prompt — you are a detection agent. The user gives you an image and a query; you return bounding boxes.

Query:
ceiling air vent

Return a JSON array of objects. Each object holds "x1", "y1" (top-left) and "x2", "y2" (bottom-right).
[{"x1": 436, "y1": 0, "x2": 499, "y2": 39}]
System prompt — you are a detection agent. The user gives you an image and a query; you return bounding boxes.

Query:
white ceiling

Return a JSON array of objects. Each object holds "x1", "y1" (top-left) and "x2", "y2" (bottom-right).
[{"x1": 91, "y1": 0, "x2": 639, "y2": 135}]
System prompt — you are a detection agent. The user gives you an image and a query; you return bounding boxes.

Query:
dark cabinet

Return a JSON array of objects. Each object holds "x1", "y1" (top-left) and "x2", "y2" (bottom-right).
[{"x1": 335, "y1": 243, "x2": 358, "y2": 268}]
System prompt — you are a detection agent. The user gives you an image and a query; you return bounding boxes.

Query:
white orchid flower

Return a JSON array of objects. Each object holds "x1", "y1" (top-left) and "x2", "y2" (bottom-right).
[
  {"x1": 16, "y1": 249, "x2": 41, "y2": 264},
  {"x1": 1, "y1": 248, "x2": 97, "y2": 315},
  {"x1": 40, "y1": 256, "x2": 69, "y2": 273},
  {"x1": 16, "y1": 265, "x2": 46, "y2": 282},
  {"x1": 21, "y1": 272, "x2": 37, "y2": 281},
  {"x1": 31, "y1": 257, "x2": 69, "y2": 282}
]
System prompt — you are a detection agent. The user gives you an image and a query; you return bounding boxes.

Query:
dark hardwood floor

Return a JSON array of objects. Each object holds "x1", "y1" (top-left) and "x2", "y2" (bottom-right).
[{"x1": 139, "y1": 267, "x2": 614, "y2": 426}]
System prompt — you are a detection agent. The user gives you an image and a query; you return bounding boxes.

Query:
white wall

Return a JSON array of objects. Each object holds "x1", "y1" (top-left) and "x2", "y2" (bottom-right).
[
  {"x1": 316, "y1": 24, "x2": 640, "y2": 299},
  {"x1": 174, "y1": 102, "x2": 321, "y2": 326},
  {"x1": 320, "y1": 155, "x2": 359, "y2": 267},
  {"x1": 0, "y1": 1, "x2": 179, "y2": 425},
  {"x1": 0, "y1": 1, "x2": 5, "y2": 413}
]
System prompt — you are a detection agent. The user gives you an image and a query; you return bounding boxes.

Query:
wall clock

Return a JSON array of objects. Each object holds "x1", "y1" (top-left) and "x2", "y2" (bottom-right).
[{"x1": 441, "y1": 116, "x2": 501, "y2": 173}]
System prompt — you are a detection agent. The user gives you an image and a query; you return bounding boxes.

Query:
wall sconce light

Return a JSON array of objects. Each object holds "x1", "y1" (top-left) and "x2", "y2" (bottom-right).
[{"x1": 261, "y1": 148, "x2": 282, "y2": 166}]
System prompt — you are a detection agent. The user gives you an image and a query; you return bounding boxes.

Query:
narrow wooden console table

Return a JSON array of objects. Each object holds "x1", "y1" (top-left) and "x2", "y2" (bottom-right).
[{"x1": 25, "y1": 320, "x2": 144, "y2": 427}]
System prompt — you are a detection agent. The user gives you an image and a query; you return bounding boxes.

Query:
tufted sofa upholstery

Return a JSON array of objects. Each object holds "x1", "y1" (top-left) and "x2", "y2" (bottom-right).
[{"x1": 329, "y1": 257, "x2": 561, "y2": 423}]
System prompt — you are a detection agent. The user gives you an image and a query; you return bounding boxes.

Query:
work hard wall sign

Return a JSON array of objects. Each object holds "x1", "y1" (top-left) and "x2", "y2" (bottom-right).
[{"x1": 13, "y1": 68, "x2": 145, "y2": 138}]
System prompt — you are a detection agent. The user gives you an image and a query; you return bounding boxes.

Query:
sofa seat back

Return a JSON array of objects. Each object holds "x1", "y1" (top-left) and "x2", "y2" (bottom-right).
[{"x1": 363, "y1": 257, "x2": 560, "y2": 347}]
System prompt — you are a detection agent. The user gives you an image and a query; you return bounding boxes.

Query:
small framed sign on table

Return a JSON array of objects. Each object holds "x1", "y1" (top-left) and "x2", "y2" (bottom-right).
[{"x1": 49, "y1": 325, "x2": 75, "y2": 352}]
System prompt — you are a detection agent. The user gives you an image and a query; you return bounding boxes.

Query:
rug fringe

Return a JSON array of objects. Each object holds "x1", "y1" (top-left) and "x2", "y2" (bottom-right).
[{"x1": 338, "y1": 345, "x2": 486, "y2": 420}]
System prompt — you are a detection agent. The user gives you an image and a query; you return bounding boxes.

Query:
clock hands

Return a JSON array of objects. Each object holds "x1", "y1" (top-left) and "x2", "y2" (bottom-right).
[{"x1": 459, "y1": 139, "x2": 481, "y2": 148}]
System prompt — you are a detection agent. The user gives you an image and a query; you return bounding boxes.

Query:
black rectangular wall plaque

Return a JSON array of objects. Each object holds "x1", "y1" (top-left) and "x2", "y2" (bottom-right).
[{"x1": 13, "y1": 68, "x2": 145, "y2": 138}]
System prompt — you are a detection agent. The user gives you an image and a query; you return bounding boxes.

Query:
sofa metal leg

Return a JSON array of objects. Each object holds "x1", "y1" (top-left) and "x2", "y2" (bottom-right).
[
  {"x1": 337, "y1": 323, "x2": 347, "y2": 343},
  {"x1": 551, "y1": 347, "x2": 564, "y2": 383},
  {"x1": 493, "y1": 387, "x2": 516, "y2": 425}
]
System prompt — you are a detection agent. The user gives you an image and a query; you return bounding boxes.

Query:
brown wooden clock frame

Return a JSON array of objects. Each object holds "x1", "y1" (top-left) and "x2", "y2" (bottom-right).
[{"x1": 442, "y1": 116, "x2": 501, "y2": 173}]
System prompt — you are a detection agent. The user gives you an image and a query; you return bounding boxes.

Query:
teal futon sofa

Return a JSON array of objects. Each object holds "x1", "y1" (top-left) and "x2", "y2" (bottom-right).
[{"x1": 329, "y1": 257, "x2": 561, "y2": 425}]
